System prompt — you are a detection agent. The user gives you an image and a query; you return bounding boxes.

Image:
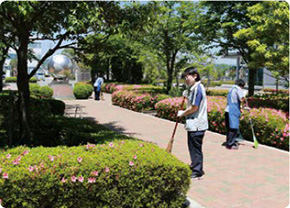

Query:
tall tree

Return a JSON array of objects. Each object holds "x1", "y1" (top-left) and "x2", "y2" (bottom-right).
[
  {"x1": 0, "y1": 1, "x2": 121, "y2": 143},
  {"x1": 139, "y1": 2, "x2": 202, "y2": 93},
  {"x1": 234, "y1": 1, "x2": 289, "y2": 89},
  {"x1": 197, "y1": 1, "x2": 260, "y2": 96}
]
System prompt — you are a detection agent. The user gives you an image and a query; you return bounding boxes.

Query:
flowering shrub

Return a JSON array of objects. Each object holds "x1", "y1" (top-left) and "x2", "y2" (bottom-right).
[
  {"x1": 0, "y1": 143, "x2": 190, "y2": 207},
  {"x1": 247, "y1": 96, "x2": 289, "y2": 112},
  {"x1": 112, "y1": 90, "x2": 154, "y2": 112},
  {"x1": 155, "y1": 97, "x2": 186, "y2": 122},
  {"x1": 155, "y1": 96, "x2": 289, "y2": 150},
  {"x1": 102, "y1": 83, "x2": 164, "y2": 94},
  {"x1": 112, "y1": 90, "x2": 171, "y2": 112}
]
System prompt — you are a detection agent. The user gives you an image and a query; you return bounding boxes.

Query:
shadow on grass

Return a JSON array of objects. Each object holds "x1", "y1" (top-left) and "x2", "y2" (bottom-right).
[{"x1": 29, "y1": 116, "x2": 139, "y2": 147}]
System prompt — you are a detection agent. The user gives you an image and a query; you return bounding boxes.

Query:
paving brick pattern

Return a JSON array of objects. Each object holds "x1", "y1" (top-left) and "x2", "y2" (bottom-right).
[{"x1": 64, "y1": 93, "x2": 289, "y2": 208}]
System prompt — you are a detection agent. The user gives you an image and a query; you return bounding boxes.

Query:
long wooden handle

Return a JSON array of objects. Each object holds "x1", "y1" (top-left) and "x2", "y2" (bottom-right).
[{"x1": 170, "y1": 96, "x2": 186, "y2": 140}]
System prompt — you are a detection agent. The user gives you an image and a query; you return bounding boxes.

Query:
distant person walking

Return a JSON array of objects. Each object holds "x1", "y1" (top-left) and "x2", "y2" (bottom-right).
[
  {"x1": 177, "y1": 67, "x2": 208, "y2": 180},
  {"x1": 224, "y1": 79, "x2": 247, "y2": 149},
  {"x1": 93, "y1": 76, "x2": 104, "y2": 101}
]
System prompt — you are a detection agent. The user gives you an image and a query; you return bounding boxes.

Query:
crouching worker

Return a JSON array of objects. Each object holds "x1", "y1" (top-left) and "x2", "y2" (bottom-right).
[
  {"x1": 224, "y1": 79, "x2": 247, "y2": 150},
  {"x1": 177, "y1": 67, "x2": 208, "y2": 180}
]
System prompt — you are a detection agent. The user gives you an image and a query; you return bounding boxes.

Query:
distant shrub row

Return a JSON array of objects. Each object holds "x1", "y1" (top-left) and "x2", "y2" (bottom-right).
[{"x1": 5, "y1": 77, "x2": 37, "y2": 83}]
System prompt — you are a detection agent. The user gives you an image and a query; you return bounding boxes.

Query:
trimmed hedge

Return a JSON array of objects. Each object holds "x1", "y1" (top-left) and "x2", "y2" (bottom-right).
[
  {"x1": 112, "y1": 90, "x2": 171, "y2": 112},
  {"x1": 155, "y1": 96, "x2": 289, "y2": 151},
  {"x1": 73, "y1": 83, "x2": 94, "y2": 99},
  {"x1": 29, "y1": 84, "x2": 54, "y2": 99},
  {"x1": 0, "y1": 143, "x2": 190, "y2": 207},
  {"x1": 206, "y1": 89, "x2": 229, "y2": 97},
  {"x1": 263, "y1": 88, "x2": 289, "y2": 95},
  {"x1": 0, "y1": 92, "x2": 65, "y2": 146},
  {"x1": 4, "y1": 77, "x2": 37, "y2": 83}
]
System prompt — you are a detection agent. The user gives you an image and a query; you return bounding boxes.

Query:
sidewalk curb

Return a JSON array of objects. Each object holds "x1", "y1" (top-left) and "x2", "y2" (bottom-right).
[{"x1": 186, "y1": 197, "x2": 205, "y2": 208}]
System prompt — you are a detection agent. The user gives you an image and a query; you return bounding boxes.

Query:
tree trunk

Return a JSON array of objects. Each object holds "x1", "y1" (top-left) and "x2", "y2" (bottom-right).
[
  {"x1": 16, "y1": 35, "x2": 31, "y2": 144},
  {"x1": 106, "y1": 58, "x2": 110, "y2": 81},
  {"x1": 247, "y1": 67, "x2": 256, "y2": 96},
  {"x1": 0, "y1": 46, "x2": 9, "y2": 93}
]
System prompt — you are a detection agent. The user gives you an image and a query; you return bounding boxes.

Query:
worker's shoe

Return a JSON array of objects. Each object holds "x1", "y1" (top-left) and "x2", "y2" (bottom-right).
[
  {"x1": 191, "y1": 171, "x2": 204, "y2": 181},
  {"x1": 226, "y1": 144, "x2": 239, "y2": 150}
]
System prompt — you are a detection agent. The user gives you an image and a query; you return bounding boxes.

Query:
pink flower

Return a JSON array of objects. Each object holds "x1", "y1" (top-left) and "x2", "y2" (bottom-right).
[
  {"x1": 133, "y1": 155, "x2": 137, "y2": 160},
  {"x1": 28, "y1": 166, "x2": 34, "y2": 172},
  {"x1": 48, "y1": 155, "x2": 54, "y2": 161},
  {"x1": 0, "y1": 198, "x2": 2, "y2": 204},
  {"x1": 88, "y1": 177, "x2": 96, "y2": 183},
  {"x1": 139, "y1": 144, "x2": 144, "y2": 147},
  {"x1": 71, "y1": 176, "x2": 77, "y2": 182},
  {"x1": 78, "y1": 176, "x2": 84, "y2": 183},
  {"x1": 13, "y1": 159, "x2": 20, "y2": 165},
  {"x1": 86, "y1": 143, "x2": 96, "y2": 149},
  {"x1": 77, "y1": 157, "x2": 83, "y2": 163},
  {"x1": 92, "y1": 171, "x2": 99, "y2": 176},
  {"x1": 6, "y1": 154, "x2": 11, "y2": 159},
  {"x1": 40, "y1": 163, "x2": 45, "y2": 168},
  {"x1": 61, "y1": 178, "x2": 66, "y2": 183},
  {"x1": 109, "y1": 142, "x2": 114, "y2": 147},
  {"x1": 3, "y1": 172, "x2": 8, "y2": 179},
  {"x1": 105, "y1": 167, "x2": 110, "y2": 173},
  {"x1": 129, "y1": 161, "x2": 134, "y2": 166},
  {"x1": 22, "y1": 150, "x2": 29, "y2": 156}
]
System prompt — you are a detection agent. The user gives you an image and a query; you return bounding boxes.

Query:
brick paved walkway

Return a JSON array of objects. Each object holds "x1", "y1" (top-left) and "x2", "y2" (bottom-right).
[{"x1": 64, "y1": 93, "x2": 289, "y2": 208}]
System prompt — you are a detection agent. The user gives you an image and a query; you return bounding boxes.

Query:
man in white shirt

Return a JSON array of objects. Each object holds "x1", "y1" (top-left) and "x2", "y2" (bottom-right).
[
  {"x1": 177, "y1": 67, "x2": 208, "y2": 180},
  {"x1": 225, "y1": 79, "x2": 246, "y2": 149},
  {"x1": 93, "y1": 76, "x2": 104, "y2": 100}
]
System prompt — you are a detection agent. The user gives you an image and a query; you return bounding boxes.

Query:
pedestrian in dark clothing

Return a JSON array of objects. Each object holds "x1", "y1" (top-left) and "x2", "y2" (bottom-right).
[{"x1": 93, "y1": 76, "x2": 104, "y2": 100}]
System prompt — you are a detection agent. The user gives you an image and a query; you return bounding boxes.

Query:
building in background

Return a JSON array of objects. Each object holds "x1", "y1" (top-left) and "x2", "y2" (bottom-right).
[
  {"x1": 222, "y1": 52, "x2": 286, "y2": 89},
  {"x1": 3, "y1": 41, "x2": 42, "y2": 77}
]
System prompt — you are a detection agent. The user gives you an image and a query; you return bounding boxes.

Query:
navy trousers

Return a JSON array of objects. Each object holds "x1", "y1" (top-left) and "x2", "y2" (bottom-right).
[
  {"x1": 94, "y1": 87, "x2": 100, "y2": 100},
  {"x1": 225, "y1": 112, "x2": 238, "y2": 147},
  {"x1": 187, "y1": 131, "x2": 205, "y2": 175}
]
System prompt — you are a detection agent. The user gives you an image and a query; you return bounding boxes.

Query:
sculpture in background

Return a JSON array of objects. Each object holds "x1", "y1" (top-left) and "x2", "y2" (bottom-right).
[{"x1": 48, "y1": 54, "x2": 73, "y2": 84}]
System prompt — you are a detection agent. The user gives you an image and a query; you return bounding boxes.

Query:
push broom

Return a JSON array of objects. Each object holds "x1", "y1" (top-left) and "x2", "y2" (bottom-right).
[
  {"x1": 166, "y1": 96, "x2": 186, "y2": 153},
  {"x1": 245, "y1": 99, "x2": 259, "y2": 149}
]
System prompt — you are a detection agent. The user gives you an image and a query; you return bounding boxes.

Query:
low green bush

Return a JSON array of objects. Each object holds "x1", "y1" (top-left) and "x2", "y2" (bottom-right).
[
  {"x1": 29, "y1": 84, "x2": 53, "y2": 99},
  {"x1": 39, "y1": 86, "x2": 54, "y2": 99},
  {"x1": 4, "y1": 77, "x2": 17, "y2": 83},
  {"x1": 29, "y1": 83, "x2": 41, "y2": 97},
  {"x1": 30, "y1": 77, "x2": 37, "y2": 83},
  {"x1": 0, "y1": 143, "x2": 190, "y2": 208},
  {"x1": 206, "y1": 89, "x2": 229, "y2": 97},
  {"x1": 73, "y1": 83, "x2": 93, "y2": 99},
  {"x1": 155, "y1": 96, "x2": 289, "y2": 151}
]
